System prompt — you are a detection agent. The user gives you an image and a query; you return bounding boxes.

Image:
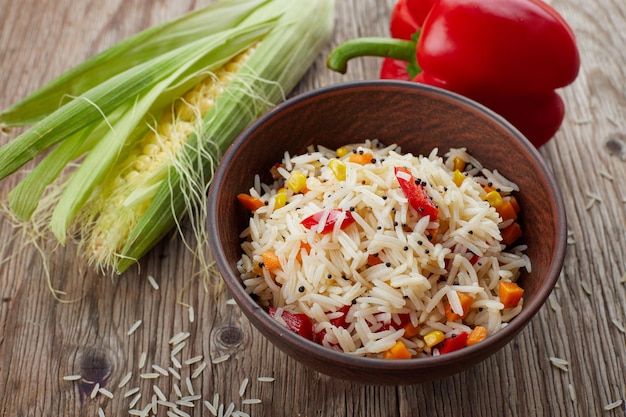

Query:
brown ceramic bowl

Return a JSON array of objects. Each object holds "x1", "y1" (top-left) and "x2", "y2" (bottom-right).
[{"x1": 207, "y1": 81, "x2": 566, "y2": 384}]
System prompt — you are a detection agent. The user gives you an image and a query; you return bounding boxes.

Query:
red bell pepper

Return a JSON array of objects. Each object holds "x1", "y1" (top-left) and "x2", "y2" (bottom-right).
[
  {"x1": 394, "y1": 167, "x2": 438, "y2": 221},
  {"x1": 301, "y1": 208, "x2": 355, "y2": 234},
  {"x1": 382, "y1": 0, "x2": 437, "y2": 80},
  {"x1": 268, "y1": 306, "x2": 315, "y2": 341},
  {"x1": 438, "y1": 331, "x2": 468, "y2": 354},
  {"x1": 327, "y1": 0, "x2": 580, "y2": 148}
]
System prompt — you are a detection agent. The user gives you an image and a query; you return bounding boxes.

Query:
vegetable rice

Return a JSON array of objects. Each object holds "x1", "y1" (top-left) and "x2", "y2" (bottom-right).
[{"x1": 237, "y1": 140, "x2": 530, "y2": 358}]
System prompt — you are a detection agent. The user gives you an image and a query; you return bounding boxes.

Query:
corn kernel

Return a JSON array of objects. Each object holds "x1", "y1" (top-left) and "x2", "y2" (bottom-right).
[
  {"x1": 484, "y1": 190, "x2": 504, "y2": 208},
  {"x1": 424, "y1": 330, "x2": 445, "y2": 348},
  {"x1": 274, "y1": 189, "x2": 287, "y2": 209},
  {"x1": 452, "y1": 169, "x2": 465, "y2": 187},
  {"x1": 287, "y1": 170, "x2": 307, "y2": 193},
  {"x1": 329, "y1": 159, "x2": 346, "y2": 181},
  {"x1": 335, "y1": 146, "x2": 349, "y2": 158},
  {"x1": 453, "y1": 157, "x2": 466, "y2": 172}
]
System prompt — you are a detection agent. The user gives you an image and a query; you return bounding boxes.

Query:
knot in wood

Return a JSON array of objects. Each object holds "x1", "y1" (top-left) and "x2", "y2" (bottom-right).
[
  {"x1": 215, "y1": 326, "x2": 244, "y2": 348},
  {"x1": 76, "y1": 346, "x2": 114, "y2": 396}
]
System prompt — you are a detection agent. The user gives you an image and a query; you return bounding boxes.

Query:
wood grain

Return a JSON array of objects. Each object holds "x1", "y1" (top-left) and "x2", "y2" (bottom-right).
[{"x1": 1, "y1": 0, "x2": 625, "y2": 416}]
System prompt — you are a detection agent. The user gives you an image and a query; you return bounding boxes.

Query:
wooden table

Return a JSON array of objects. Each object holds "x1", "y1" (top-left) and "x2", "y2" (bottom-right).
[{"x1": 1, "y1": 0, "x2": 624, "y2": 416}]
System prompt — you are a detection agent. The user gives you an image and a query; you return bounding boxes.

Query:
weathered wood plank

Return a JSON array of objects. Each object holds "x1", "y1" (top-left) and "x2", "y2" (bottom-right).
[{"x1": 0, "y1": 0, "x2": 625, "y2": 416}]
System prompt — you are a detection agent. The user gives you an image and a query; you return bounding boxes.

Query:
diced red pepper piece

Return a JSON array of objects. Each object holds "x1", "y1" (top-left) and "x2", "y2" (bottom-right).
[
  {"x1": 438, "y1": 332, "x2": 469, "y2": 354},
  {"x1": 301, "y1": 208, "x2": 355, "y2": 234},
  {"x1": 330, "y1": 304, "x2": 352, "y2": 329},
  {"x1": 268, "y1": 306, "x2": 315, "y2": 341},
  {"x1": 394, "y1": 167, "x2": 439, "y2": 221}
]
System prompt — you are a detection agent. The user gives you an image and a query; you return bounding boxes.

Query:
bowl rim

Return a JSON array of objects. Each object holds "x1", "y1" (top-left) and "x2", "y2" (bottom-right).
[{"x1": 208, "y1": 80, "x2": 568, "y2": 372}]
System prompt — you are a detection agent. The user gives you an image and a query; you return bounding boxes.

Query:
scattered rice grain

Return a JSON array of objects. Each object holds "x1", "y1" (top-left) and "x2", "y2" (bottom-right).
[
  {"x1": 548, "y1": 294, "x2": 560, "y2": 312},
  {"x1": 147, "y1": 274, "x2": 160, "y2": 290},
  {"x1": 224, "y1": 402, "x2": 235, "y2": 417},
  {"x1": 184, "y1": 355, "x2": 203, "y2": 365},
  {"x1": 191, "y1": 361, "x2": 207, "y2": 379},
  {"x1": 128, "y1": 411, "x2": 144, "y2": 417},
  {"x1": 98, "y1": 407, "x2": 106, "y2": 417},
  {"x1": 257, "y1": 376, "x2": 275, "y2": 382},
  {"x1": 169, "y1": 332, "x2": 191, "y2": 345},
  {"x1": 185, "y1": 376, "x2": 195, "y2": 396},
  {"x1": 62, "y1": 374, "x2": 82, "y2": 381},
  {"x1": 612, "y1": 319, "x2": 626, "y2": 333},
  {"x1": 188, "y1": 306, "x2": 195, "y2": 323},
  {"x1": 580, "y1": 281, "x2": 593, "y2": 295},
  {"x1": 140, "y1": 373, "x2": 160, "y2": 379},
  {"x1": 176, "y1": 399, "x2": 195, "y2": 407},
  {"x1": 124, "y1": 387, "x2": 141, "y2": 398},
  {"x1": 171, "y1": 355, "x2": 182, "y2": 369},
  {"x1": 204, "y1": 400, "x2": 218, "y2": 416},
  {"x1": 238, "y1": 378, "x2": 249, "y2": 397},
  {"x1": 549, "y1": 357, "x2": 569, "y2": 372},
  {"x1": 212, "y1": 354, "x2": 230, "y2": 364},
  {"x1": 604, "y1": 399, "x2": 623, "y2": 411},
  {"x1": 181, "y1": 394, "x2": 202, "y2": 402},
  {"x1": 152, "y1": 364, "x2": 169, "y2": 376},
  {"x1": 169, "y1": 366, "x2": 181, "y2": 380},
  {"x1": 171, "y1": 342, "x2": 186, "y2": 356},
  {"x1": 153, "y1": 384, "x2": 167, "y2": 402},
  {"x1": 598, "y1": 169, "x2": 614, "y2": 181},
  {"x1": 173, "y1": 383, "x2": 183, "y2": 398},
  {"x1": 129, "y1": 392, "x2": 142, "y2": 409},
  {"x1": 127, "y1": 320, "x2": 143, "y2": 336},
  {"x1": 157, "y1": 400, "x2": 177, "y2": 409},
  {"x1": 118, "y1": 372, "x2": 133, "y2": 388},
  {"x1": 226, "y1": 298, "x2": 237, "y2": 305},
  {"x1": 90, "y1": 383, "x2": 100, "y2": 399},
  {"x1": 568, "y1": 384, "x2": 576, "y2": 402},
  {"x1": 242, "y1": 398, "x2": 262, "y2": 405},
  {"x1": 172, "y1": 407, "x2": 192, "y2": 417},
  {"x1": 138, "y1": 352, "x2": 147, "y2": 369},
  {"x1": 98, "y1": 387, "x2": 114, "y2": 399}
]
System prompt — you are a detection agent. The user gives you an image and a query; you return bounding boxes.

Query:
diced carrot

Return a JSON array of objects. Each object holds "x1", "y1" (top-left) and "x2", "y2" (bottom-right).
[
  {"x1": 483, "y1": 184, "x2": 497, "y2": 194},
  {"x1": 349, "y1": 151, "x2": 375, "y2": 165},
  {"x1": 467, "y1": 326, "x2": 488, "y2": 346},
  {"x1": 445, "y1": 291, "x2": 475, "y2": 321},
  {"x1": 499, "y1": 281, "x2": 524, "y2": 308},
  {"x1": 501, "y1": 222, "x2": 523, "y2": 245},
  {"x1": 262, "y1": 250, "x2": 281, "y2": 270},
  {"x1": 496, "y1": 199, "x2": 518, "y2": 222},
  {"x1": 367, "y1": 253, "x2": 383, "y2": 266},
  {"x1": 237, "y1": 193, "x2": 265, "y2": 211},
  {"x1": 296, "y1": 241, "x2": 311, "y2": 262},
  {"x1": 508, "y1": 195, "x2": 521, "y2": 213},
  {"x1": 383, "y1": 340, "x2": 412, "y2": 360},
  {"x1": 403, "y1": 322, "x2": 420, "y2": 338}
]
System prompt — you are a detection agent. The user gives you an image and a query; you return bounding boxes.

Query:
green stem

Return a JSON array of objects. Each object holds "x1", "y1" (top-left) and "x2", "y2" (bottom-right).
[{"x1": 326, "y1": 37, "x2": 417, "y2": 74}]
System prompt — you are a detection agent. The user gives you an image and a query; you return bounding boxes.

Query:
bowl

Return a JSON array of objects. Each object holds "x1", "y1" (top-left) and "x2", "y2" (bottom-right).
[{"x1": 207, "y1": 80, "x2": 567, "y2": 384}]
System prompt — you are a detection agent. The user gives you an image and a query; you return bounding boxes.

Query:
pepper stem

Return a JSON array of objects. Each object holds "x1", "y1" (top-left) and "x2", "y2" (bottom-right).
[{"x1": 327, "y1": 37, "x2": 417, "y2": 74}]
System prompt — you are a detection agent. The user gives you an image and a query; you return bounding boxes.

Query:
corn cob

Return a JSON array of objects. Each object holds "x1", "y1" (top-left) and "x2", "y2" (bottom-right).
[{"x1": 0, "y1": 0, "x2": 336, "y2": 277}]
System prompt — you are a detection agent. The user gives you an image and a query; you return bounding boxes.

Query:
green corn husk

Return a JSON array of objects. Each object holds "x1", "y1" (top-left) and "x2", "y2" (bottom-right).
[{"x1": 0, "y1": 0, "x2": 336, "y2": 277}]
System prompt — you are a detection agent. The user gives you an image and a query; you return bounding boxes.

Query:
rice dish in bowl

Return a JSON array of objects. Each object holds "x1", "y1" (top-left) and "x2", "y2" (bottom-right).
[
  {"x1": 236, "y1": 139, "x2": 529, "y2": 359},
  {"x1": 207, "y1": 80, "x2": 567, "y2": 384}
]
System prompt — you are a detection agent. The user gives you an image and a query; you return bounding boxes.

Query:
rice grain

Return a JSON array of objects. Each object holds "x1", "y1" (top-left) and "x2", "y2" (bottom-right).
[
  {"x1": 147, "y1": 274, "x2": 160, "y2": 290},
  {"x1": 127, "y1": 320, "x2": 143, "y2": 336},
  {"x1": 118, "y1": 372, "x2": 133, "y2": 388},
  {"x1": 604, "y1": 399, "x2": 623, "y2": 411}
]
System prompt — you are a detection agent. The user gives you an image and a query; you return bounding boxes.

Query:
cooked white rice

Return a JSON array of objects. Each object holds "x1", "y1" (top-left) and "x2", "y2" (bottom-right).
[{"x1": 238, "y1": 140, "x2": 530, "y2": 358}]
